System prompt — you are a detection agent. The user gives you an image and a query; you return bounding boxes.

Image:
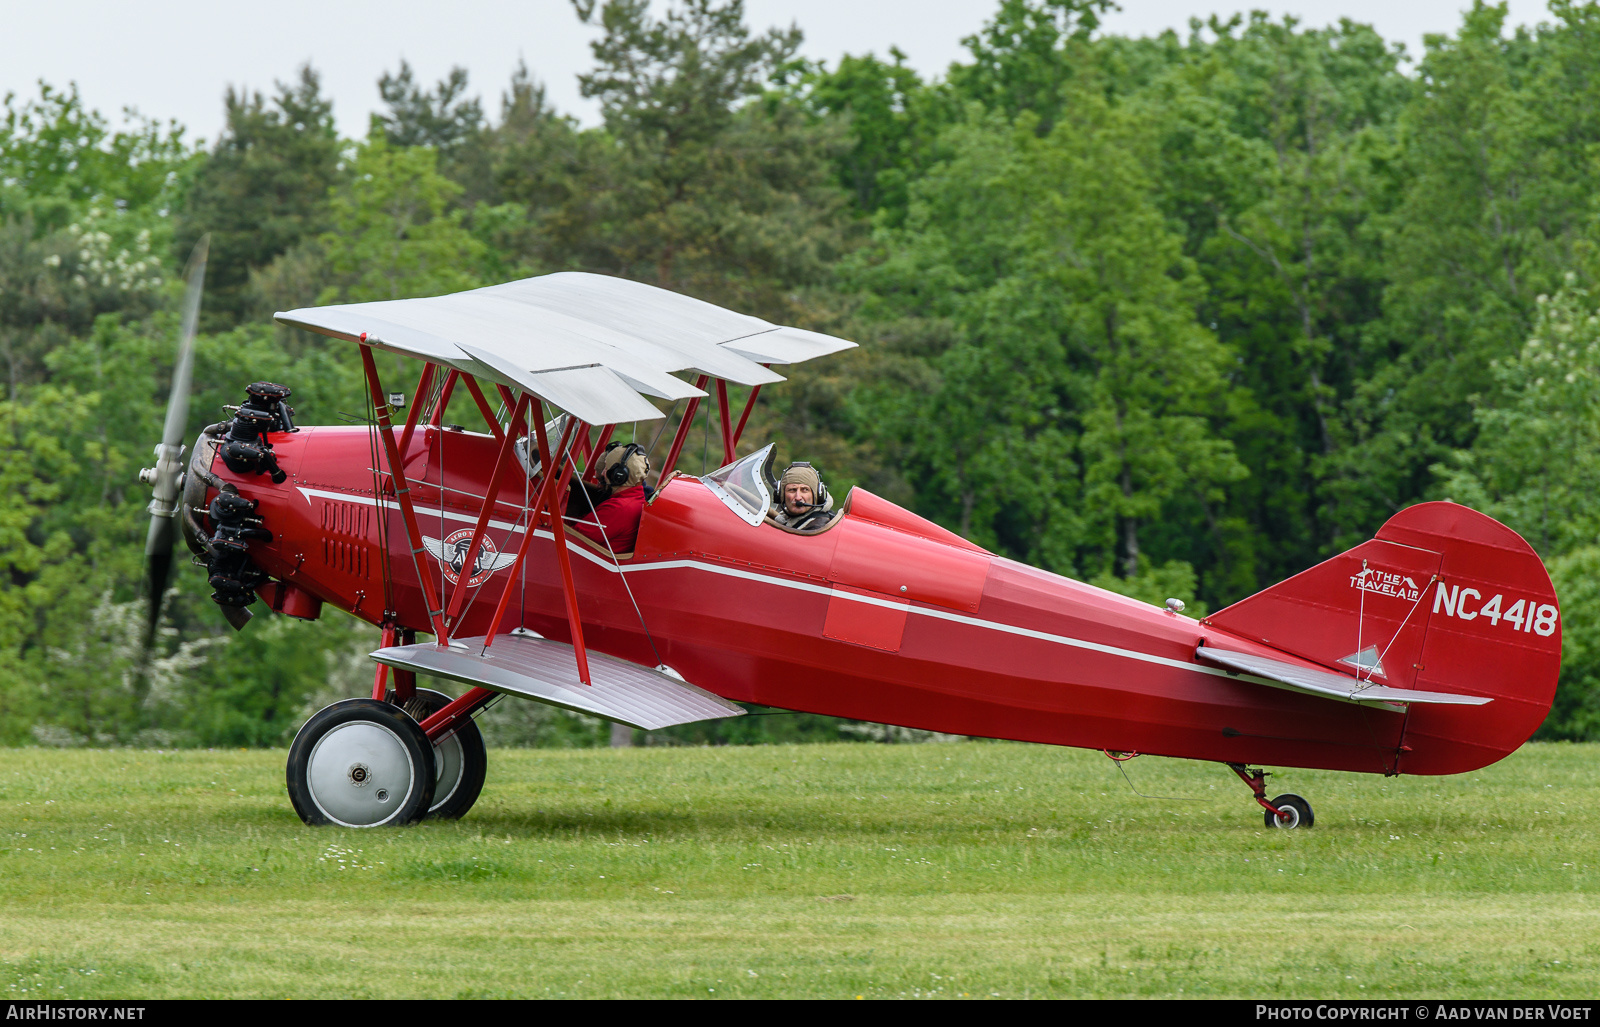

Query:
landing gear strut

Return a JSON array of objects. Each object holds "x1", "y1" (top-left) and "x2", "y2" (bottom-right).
[
  {"x1": 397, "y1": 687, "x2": 487, "y2": 821},
  {"x1": 1227, "y1": 762, "x2": 1314, "y2": 830}
]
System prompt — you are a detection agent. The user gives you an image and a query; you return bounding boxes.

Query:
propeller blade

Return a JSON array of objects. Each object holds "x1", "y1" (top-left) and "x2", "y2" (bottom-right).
[{"x1": 143, "y1": 235, "x2": 209, "y2": 644}]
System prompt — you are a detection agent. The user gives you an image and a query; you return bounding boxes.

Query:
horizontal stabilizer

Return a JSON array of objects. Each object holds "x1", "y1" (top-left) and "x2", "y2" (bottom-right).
[
  {"x1": 1196, "y1": 646, "x2": 1492, "y2": 707},
  {"x1": 371, "y1": 633, "x2": 746, "y2": 730}
]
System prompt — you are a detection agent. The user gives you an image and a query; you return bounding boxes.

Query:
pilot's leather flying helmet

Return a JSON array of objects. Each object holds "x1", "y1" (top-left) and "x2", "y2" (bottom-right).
[
  {"x1": 598, "y1": 441, "x2": 648, "y2": 489},
  {"x1": 779, "y1": 462, "x2": 830, "y2": 511}
]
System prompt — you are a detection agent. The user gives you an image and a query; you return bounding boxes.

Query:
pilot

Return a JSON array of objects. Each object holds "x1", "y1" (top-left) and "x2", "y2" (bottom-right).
[
  {"x1": 770, "y1": 461, "x2": 835, "y2": 532},
  {"x1": 567, "y1": 441, "x2": 650, "y2": 553}
]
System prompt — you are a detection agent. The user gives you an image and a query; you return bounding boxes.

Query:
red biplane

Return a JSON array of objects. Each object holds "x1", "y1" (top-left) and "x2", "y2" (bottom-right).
[{"x1": 141, "y1": 249, "x2": 1562, "y2": 829}]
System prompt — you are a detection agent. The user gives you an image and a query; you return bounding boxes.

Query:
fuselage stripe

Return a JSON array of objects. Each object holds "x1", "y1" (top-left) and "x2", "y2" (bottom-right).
[{"x1": 294, "y1": 484, "x2": 1239, "y2": 683}]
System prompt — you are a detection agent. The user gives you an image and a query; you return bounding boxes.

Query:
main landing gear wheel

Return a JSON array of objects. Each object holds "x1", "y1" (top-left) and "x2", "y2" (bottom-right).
[
  {"x1": 399, "y1": 687, "x2": 487, "y2": 821},
  {"x1": 1265, "y1": 793, "x2": 1314, "y2": 830},
  {"x1": 287, "y1": 698, "x2": 436, "y2": 827}
]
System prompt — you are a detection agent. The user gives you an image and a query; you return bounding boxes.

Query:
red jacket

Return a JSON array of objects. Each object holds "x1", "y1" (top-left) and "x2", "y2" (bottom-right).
[{"x1": 572, "y1": 484, "x2": 646, "y2": 553}]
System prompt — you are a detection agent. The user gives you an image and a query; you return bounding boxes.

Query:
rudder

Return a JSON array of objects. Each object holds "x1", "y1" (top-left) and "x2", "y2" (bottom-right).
[{"x1": 1204, "y1": 502, "x2": 1559, "y2": 774}]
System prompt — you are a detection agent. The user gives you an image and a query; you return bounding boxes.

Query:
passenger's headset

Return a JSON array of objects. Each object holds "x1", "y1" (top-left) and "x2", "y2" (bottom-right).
[
  {"x1": 784, "y1": 461, "x2": 830, "y2": 509},
  {"x1": 603, "y1": 441, "x2": 649, "y2": 487}
]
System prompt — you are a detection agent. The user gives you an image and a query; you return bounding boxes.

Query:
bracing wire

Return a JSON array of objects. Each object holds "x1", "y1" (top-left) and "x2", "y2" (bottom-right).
[
  {"x1": 456, "y1": 449, "x2": 538, "y2": 640},
  {"x1": 563, "y1": 447, "x2": 665, "y2": 670},
  {"x1": 1105, "y1": 754, "x2": 1205, "y2": 802},
  {"x1": 1355, "y1": 558, "x2": 1367, "y2": 677},
  {"x1": 364, "y1": 385, "x2": 395, "y2": 620},
  {"x1": 471, "y1": 491, "x2": 539, "y2": 658},
  {"x1": 436, "y1": 403, "x2": 448, "y2": 635},
  {"x1": 414, "y1": 368, "x2": 450, "y2": 642},
  {"x1": 520, "y1": 403, "x2": 530, "y2": 629},
  {"x1": 1359, "y1": 573, "x2": 1437, "y2": 689},
  {"x1": 643, "y1": 399, "x2": 682, "y2": 465}
]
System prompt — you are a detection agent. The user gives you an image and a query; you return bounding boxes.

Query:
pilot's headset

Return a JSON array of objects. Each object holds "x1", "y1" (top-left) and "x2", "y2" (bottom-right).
[
  {"x1": 602, "y1": 441, "x2": 649, "y2": 488},
  {"x1": 782, "y1": 461, "x2": 831, "y2": 511}
]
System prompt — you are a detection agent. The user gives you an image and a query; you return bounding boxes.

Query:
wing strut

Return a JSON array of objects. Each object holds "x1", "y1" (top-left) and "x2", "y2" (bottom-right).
[
  {"x1": 415, "y1": 404, "x2": 593, "y2": 744},
  {"x1": 371, "y1": 624, "x2": 396, "y2": 700},
  {"x1": 417, "y1": 412, "x2": 581, "y2": 744},
  {"x1": 731, "y1": 377, "x2": 764, "y2": 449},
  {"x1": 583, "y1": 424, "x2": 616, "y2": 482},
  {"x1": 459, "y1": 374, "x2": 505, "y2": 444},
  {"x1": 533, "y1": 403, "x2": 592, "y2": 684},
  {"x1": 659, "y1": 374, "x2": 710, "y2": 478},
  {"x1": 360, "y1": 344, "x2": 450, "y2": 642},
  {"x1": 397, "y1": 361, "x2": 436, "y2": 455},
  {"x1": 442, "y1": 392, "x2": 531, "y2": 627},
  {"x1": 571, "y1": 422, "x2": 593, "y2": 471},
  {"x1": 428, "y1": 369, "x2": 460, "y2": 427},
  {"x1": 370, "y1": 624, "x2": 418, "y2": 703},
  {"x1": 716, "y1": 379, "x2": 735, "y2": 465},
  {"x1": 657, "y1": 373, "x2": 764, "y2": 475},
  {"x1": 480, "y1": 413, "x2": 578, "y2": 645}
]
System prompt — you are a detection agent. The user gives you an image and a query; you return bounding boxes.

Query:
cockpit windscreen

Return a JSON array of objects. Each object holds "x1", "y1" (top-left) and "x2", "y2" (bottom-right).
[{"x1": 701, "y1": 444, "x2": 776, "y2": 526}]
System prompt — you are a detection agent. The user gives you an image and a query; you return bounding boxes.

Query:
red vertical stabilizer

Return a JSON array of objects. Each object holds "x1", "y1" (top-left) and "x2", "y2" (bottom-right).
[{"x1": 1204, "y1": 502, "x2": 1560, "y2": 774}]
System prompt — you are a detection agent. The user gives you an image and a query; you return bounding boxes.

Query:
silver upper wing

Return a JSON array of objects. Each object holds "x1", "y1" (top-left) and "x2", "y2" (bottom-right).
[{"x1": 275, "y1": 273, "x2": 857, "y2": 426}]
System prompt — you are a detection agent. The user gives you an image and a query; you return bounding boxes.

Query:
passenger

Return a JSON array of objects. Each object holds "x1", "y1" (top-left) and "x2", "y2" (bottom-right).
[
  {"x1": 769, "y1": 461, "x2": 835, "y2": 532},
  {"x1": 567, "y1": 442, "x2": 649, "y2": 553}
]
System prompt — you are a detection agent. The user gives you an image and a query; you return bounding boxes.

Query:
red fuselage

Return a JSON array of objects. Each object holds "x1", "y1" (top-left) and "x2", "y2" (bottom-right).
[{"x1": 220, "y1": 424, "x2": 1541, "y2": 777}]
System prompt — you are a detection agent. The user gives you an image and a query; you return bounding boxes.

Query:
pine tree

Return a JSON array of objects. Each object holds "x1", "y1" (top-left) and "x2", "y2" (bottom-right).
[{"x1": 173, "y1": 66, "x2": 343, "y2": 329}]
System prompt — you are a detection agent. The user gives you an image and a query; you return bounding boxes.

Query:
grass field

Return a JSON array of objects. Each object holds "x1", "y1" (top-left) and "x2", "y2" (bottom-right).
[{"x1": 1, "y1": 739, "x2": 1595, "y2": 999}]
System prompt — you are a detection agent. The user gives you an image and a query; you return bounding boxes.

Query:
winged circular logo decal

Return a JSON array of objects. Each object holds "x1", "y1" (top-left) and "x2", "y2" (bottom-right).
[{"x1": 422, "y1": 529, "x2": 518, "y2": 588}]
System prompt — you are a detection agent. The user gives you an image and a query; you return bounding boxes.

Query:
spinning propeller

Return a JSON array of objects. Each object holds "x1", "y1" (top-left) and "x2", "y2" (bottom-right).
[{"x1": 141, "y1": 235, "x2": 209, "y2": 647}]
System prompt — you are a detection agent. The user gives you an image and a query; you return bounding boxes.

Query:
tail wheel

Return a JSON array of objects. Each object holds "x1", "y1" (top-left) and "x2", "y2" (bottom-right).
[
  {"x1": 1265, "y1": 793, "x2": 1314, "y2": 830},
  {"x1": 400, "y1": 688, "x2": 487, "y2": 821},
  {"x1": 287, "y1": 698, "x2": 435, "y2": 827}
]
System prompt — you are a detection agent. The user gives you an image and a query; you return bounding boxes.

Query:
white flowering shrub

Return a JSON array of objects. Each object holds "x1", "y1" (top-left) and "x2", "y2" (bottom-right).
[
  {"x1": 60, "y1": 205, "x2": 164, "y2": 293},
  {"x1": 32, "y1": 592, "x2": 218, "y2": 746}
]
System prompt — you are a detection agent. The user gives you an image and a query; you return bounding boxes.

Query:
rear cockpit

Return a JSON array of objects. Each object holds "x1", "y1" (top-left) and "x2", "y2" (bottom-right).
[
  {"x1": 698, "y1": 445, "x2": 841, "y2": 536},
  {"x1": 701, "y1": 444, "x2": 776, "y2": 525}
]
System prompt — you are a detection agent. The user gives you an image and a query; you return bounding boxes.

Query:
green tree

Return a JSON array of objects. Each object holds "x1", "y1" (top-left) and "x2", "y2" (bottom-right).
[
  {"x1": 1543, "y1": 547, "x2": 1600, "y2": 740},
  {"x1": 1, "y1": 82, "x2": 191, "y2": 232},
  {"x1": 948, "y1": 0, "x2": 1114, "y2": 135},
  {"x1": 374, "y1": 61, "x2": 485, "y2": 155},
  {"x1": 1435, "y1": 279, "x2": 1600, "y2": 740},
  {"x1": 484, "y1": 62, "x2": 603, "y2": 276},
  {"x1": 800, "y1": 50, "x2": 936, "y2": 219},
  {"x1": 0, "y1": 84, "x2": 191, "y2": 393},
  {"x1": 173, "y1": 66, "x2": 343, "y2": 328},
  {"x1": 572, "y1": 0, "x2": 851, "y2": 320},
  {"x1": 374, "y1": 61, "x2": 496, "y2": 207},
  {"x1": 1344, "y1": 2, "x2": 1600, "y2": 548},
  {"x1": 851, "y1": 93, "x2": 1245, "y2": 605},
  {"x1": 1437, "y1": 280, "x2": 1600, "y2": 557},
  {"x1": 317, "y1": 132, "x2": 486, "y2": 304},
  {"x1": 1135, "y1": 15, "x2": 1411, "y2": 591}
]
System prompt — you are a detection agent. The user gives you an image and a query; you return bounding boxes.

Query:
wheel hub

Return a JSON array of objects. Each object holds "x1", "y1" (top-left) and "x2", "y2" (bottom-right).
[{"x1": 305, "y1": 722, "x2": 415, "y2": 827}]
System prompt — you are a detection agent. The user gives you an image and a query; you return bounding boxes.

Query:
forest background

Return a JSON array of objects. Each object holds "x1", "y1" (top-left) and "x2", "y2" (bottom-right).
[{"x1": 4, "y1": 0, "x2": 1600, "y2": 748}]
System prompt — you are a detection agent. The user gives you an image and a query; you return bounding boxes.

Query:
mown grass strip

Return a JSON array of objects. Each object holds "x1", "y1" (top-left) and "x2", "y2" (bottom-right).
[{"x1": 1, "y1": 741, "x2": 1594, "y2": 998}]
